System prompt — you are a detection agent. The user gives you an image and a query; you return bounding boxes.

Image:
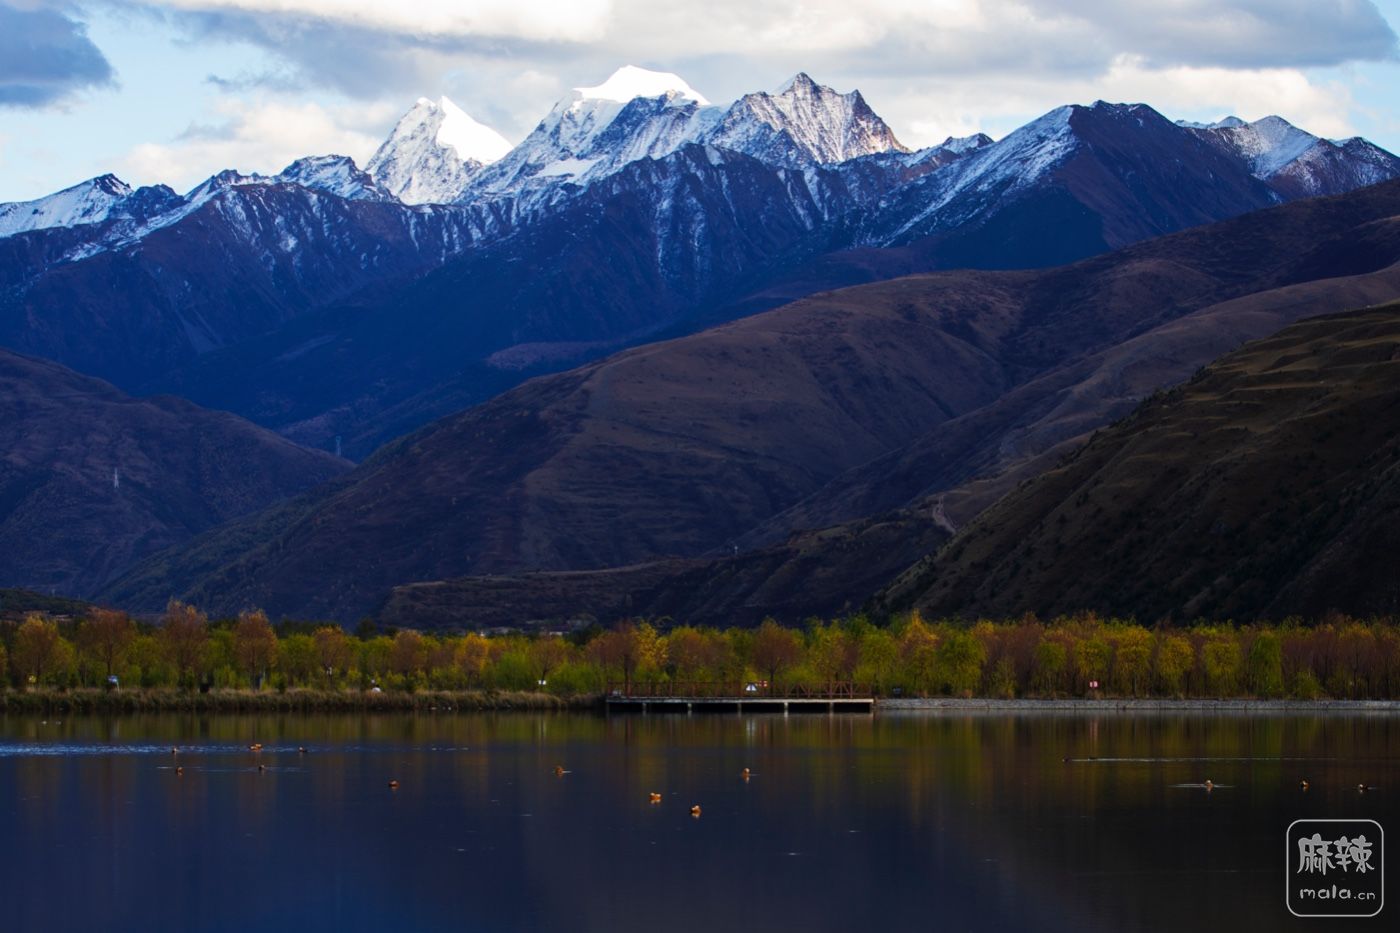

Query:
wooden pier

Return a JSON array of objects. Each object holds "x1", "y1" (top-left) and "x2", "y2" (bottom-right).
[{"x1": 604, "y1": 681, "x2": 874, "y2": 714}]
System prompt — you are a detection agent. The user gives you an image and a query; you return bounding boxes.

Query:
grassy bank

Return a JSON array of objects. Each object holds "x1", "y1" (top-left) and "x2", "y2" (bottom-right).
[{"x1": 0, "y1": 687, "x2": 597, "y2": 715}]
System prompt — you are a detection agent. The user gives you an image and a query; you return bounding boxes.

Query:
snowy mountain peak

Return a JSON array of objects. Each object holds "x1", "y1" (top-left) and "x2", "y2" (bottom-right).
[
  {"x1": 277, "y1": 155, "x2": 395, "y2": 202},
  {"x1": 1176, "y1": 116, "x2": 1247, "y2": 130},
  {"x1": 0, "y1": 174, "x2": 138, "y2": 238},
  {"x1": 706, "y1": 73, "x2": 908, "y2": 166},
  {"x1": 432, "y1": 96, "x2": 513, "y2": 163},
  {"x1": 366, "y1": 95, "x2": 511, "y2": 204},
  {"x1": 466, "y1": 67, "x2": 722, "y2": 198},
  {"x1": 573, "y1": 66, "x2": 709, "y2": 106},
  {"x1": 774, "y1": 72, "x2": 819, "y2": 95},
  {"x1": 938, "y1": 133, "x2": 994, "y2": 154},
  {"x1": 1188, "y1": 114, "x2": 1319, "y2": 178}
]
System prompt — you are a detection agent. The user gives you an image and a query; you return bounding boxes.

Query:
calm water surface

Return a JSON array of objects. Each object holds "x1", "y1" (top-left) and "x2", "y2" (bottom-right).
[{"x1": 0, "y1": 711, "x2": 1394, "y2": 932}]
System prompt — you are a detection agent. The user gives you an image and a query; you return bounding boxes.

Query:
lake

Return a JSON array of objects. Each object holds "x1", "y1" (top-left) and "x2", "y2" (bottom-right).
[{"x1": 0, "y1": 710, "x2": 1393, "y2": 931}]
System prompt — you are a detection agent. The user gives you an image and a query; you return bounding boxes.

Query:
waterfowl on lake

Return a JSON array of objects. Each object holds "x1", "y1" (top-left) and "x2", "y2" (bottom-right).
[
  {"x1": 257, "y1": 764, "x2": 266, "y2": 772},
  {"x1": 1299, "y1": 780, "x2": 1309, "y2": 791},
  {"x1": 249, "y1": 743, "x2": 263, "y2": 752},
  {"x1": 649, "y1": 793, "x2": 662, "y2": 803},
  {"x1": 388, "y1": 779, "x2": 400, "y2": 790},
  {"x1": 298, "y1": 747, "x2": 307, "y2": 754},
  {"x1": 554, "y1": 765, "x2": 565, "y2": 776},
  {"x1": 175, "y1": 766, "x2": 184, "y2": 776},
  {"x1": 690, "y1": 805, "x2": 702, "y2": 817},
  {"x1": 1203, "y1": 779, "x2": 1214, "y2": 791}
]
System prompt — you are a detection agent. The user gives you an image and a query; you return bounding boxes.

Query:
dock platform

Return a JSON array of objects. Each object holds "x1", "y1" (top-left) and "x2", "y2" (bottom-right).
[{"x1": 603, "y1": 682, "x2": 874, "y2": 713}]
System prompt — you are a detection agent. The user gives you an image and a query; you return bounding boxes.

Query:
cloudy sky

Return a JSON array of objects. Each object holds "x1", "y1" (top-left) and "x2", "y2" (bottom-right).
[{"x1": 2, "y1": 0, "x2": 1399, "y2": 200}]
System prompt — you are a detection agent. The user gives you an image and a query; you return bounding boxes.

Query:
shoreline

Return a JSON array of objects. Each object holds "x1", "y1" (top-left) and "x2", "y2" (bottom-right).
[
  {"x1": 877, "y1": 697, "x2": 1400, "y2": 713},
  {"x1": 4, "y1": 690, "x2": 1399, "y2": 715},
  {"x1": 0, "y1": 688, "x2": 593, "y2": 714}
]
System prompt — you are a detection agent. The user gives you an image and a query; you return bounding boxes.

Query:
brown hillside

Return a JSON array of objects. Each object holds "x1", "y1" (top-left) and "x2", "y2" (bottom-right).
[
  {"x1": 103, "y1": 181, "x2": 1400, "y2": 622},
  {"x1": 881, "y1": 303, "x2": 1400, "y2": 621},
  {"x1": 0, "y1": 348, "x2": 348, "y2": 597}
]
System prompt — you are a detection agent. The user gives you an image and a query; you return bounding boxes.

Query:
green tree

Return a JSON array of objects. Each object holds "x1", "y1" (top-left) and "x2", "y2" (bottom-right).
[
  {"x1": 1111, "y1": 627, "x2": 1153, "y2": 696},
  {"x1": 1202, "y1": 635, "x2": 1241, "y2": 696},
  {"x1": 529, "y1": 637, "x2": 570, "y2": 686},
  {"x1": 1155, "y1": 635, "x2": 1194, "y2": 696},
  {"x1": 1246, "y1": 631, "x2": 1284, "y2": 697},
  {"x1": 633, "y1": 623, "x2": 668, "y2": 685},
  {"x1": 1032, "y1": 638, "x2": 1068, "y2": 696},
  {"x1": 750, "y1": 619, "x2": 803, "y2": 692},
  {"x1": 854, "y1": 628, "x2": 897, "y2": 694},
  {"x1": 936, "y1": 631, "x2": 986, "y2": 696},
  {"x1": 898, "y1": 613, "x2": 939, "y2": 695},
  {"x1": 1073, "y1": 636, "x2": 1112, "y2": 692},
  {"x1": 808, "y1": 623, "x2": 857, "y2": 693},
  {"x1": 278, "y1": 634, "x2": 317, "y2": 686}
]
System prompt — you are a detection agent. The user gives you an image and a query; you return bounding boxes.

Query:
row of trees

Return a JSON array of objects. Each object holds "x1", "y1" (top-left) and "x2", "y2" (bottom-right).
[{"x1": 2, "y1": 604, "x2": 1399, "y2": 699}]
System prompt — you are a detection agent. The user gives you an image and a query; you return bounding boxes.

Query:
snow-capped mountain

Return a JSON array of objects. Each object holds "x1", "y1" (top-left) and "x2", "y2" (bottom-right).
[
  {"x1": 460, "y1": 67, "x2": 912, "y2": 208},
  {"x1": 0, "y1": 174, "x2": 181, "y2": 238},
  {"x1": 861, "y1": 101, "x2": 1287, "y2": 256},
  {"x1": 366, "y1": 96, "x2": 512, "y2": 205},
  {"x1": 870, "y1": 104, "x2": 1081, "y2": 243},
  {"x1": 0, "y1": 156, "x2": 405, "y2": 267},
  {"x1": 4, "y1": 74, "x2": 1400, "y2": 462},
  {"x1": 277, "y1": 155, "x2": 397, "y2": 202},
  {"x1": 706, "y1": 72, "x2": 907, "y2": 167},
  {"x1": 465, "y1": 66, "x2": 721, "y2": 203},
  {"x1": 1185, "y1": 115, "x2": 1400, "y2": 198}
]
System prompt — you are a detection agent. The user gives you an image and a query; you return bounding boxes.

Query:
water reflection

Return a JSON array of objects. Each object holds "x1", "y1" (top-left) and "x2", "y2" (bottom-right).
[{"x1": 0, "y1": 712, "x2": 1394, "y2": 932}]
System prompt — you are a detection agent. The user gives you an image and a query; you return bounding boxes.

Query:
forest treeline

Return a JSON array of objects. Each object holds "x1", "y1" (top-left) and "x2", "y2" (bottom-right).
[{"x1": 2, "y1": 603, "x2": 1399, "y2": 699}]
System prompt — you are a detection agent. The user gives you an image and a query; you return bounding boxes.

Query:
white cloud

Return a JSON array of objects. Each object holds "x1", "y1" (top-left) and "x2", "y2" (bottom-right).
[
  {"x1": 146, "y1": 0, "x2": 612, "y2": 40},
  {"x1": 871, "y1": 57, "x2": 1360, "y2": 148},
  {"x1": 1100, "y1": 57, "x2": 1358, "y2": 136},
  {"x1": 120, "y1": 96, "x2": 395, "y2": 191}
]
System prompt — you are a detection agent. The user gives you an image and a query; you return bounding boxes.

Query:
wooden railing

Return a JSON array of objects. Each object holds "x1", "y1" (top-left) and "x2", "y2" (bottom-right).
[{"x1": 605, "y1": 681, "x2": 871, "y2": 699}]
